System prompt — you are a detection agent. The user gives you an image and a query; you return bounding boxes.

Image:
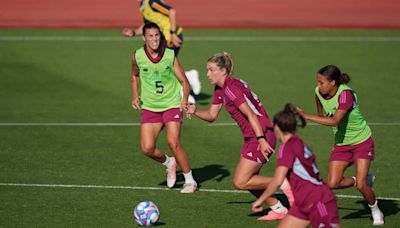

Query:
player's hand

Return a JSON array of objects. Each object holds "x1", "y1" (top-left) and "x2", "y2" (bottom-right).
[
  {"x1": 186, "y1": 103, "x2": 196, "y2": 119},
  {"x1": 180, "y1": 100, "x2": 188, "y2": 112},
  {"x1": 296, "y1": 106, "x2": 305, "y2": 116},
  {"x1": 132, "y1": 97, "x2": 141, "y2": 110},
  {"x1": 122, "y1": 28, "x2": 135, "y2": 37},
  {"x1": 251, "y1": 200, "x2": 264, "y2": 213},
  {"x1": 259, "y1": 139, "x2": 274, "y2": 162},
  {"x1": 170, "y1": 34, "x2": 182, "y2": 47}
]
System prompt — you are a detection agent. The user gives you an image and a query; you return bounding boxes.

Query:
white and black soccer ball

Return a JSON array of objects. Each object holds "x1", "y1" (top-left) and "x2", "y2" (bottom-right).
[{"x1": 133, "y1": 201, "x2": 160, "y2": 226}]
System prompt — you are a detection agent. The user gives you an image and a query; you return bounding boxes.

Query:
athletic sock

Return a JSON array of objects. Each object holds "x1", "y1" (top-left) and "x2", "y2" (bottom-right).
[
  {"x1": 352, "y1": 176, "x2": 357, "y2": 186},
  {"x1": 270, "y1": 201, "x2": 286, "y2": 213},
  {"x1": 183, "y1": 170, "x2": 196, "y2": 184},
  {"x1": 368, "y1": 200, "x2": 381, "y2": 213},
  {"x1": 162, "y1": 155, "x2": 173, "y2": 169}
]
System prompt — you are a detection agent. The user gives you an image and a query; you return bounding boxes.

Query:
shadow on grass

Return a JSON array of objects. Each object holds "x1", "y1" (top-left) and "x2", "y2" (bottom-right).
[
  {"x1": 340, "y1": 199, "x2": 399, "y2": 220},
  {"x1": 158, "y1": 164, "x2": 230, "y2": 188}
]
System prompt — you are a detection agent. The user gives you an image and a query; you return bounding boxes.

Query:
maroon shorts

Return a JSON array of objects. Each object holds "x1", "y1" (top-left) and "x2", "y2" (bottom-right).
[
  {"x1": 240, "y1": 130, "x2": 276, "y2": 164},
  {"x1": 329, "y1": 136, "x2": 375, "y2": 162},
  {"x1": 140, "y1": 108, "x2": 183, "y2": 124},
  {"x1": 289, "y1": 186, "x2": 339, "y2": 227}
]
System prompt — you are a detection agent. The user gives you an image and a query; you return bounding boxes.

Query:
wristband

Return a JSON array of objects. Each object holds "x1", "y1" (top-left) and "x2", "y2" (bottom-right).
[
  {"x1": 170, "y1": 30, "x2": 176, "y2": 34},
  {"x1": 256, "y1": 135, "x2": 266, "y2": 141}
]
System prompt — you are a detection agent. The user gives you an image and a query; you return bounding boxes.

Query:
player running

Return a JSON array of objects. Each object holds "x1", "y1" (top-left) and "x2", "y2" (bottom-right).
[
  {"x1": 187, "y1": 52, "x2": 294, "y2": 220},
  {"x1": 252, "y1": 104, "x2": 340, "y2": 228},
  {"x1": 130, "y1": 22, "x2": 197, "y2": 193},
  {"x1": 297, "y1": 65, "x2": 384, "y2": 226}
]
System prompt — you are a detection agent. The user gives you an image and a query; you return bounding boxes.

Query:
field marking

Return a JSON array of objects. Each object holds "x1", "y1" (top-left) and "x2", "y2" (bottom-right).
[
  {"x1": 1, "y1": 36, "x2": 400, "y2": 42},
  {"x1": 0, "y1": 122, "x2": 399, "y2": 127},
  {"x1": 0, "y1": 183, "x2": 399, "y2": 201}
]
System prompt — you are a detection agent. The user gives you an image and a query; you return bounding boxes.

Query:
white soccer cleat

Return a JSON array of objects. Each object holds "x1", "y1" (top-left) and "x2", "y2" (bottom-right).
[
  {"x1": 166, "y1": 157, "x2": 177, "y2": 188},
  {"x1": 188, "y1": 94, "x2": 196, "y2": 104},
  {"x1": 180, "y1": 88, "x2": 196, "y2": 104},
  {"x1": 180, "y1": 182, "x2": 198, "y2": 193},
  {"x1": 372, "y1": 210, "x2": 384, "y2": 226},
  {"x1": 185, "y1": 69, "x2": 201, "y2": 95}
]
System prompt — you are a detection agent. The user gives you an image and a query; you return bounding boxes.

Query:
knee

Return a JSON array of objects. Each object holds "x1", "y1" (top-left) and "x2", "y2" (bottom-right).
[
  {"x1": 141, "y1": 144, "x2": 155, "y2": 157},
  {"x1": 167, "y1": 140, "x2": 181, "y2": 152},
  {"x1": 326, "y1": 179, "x2": 340, "y2": 189},
  {"x1": 232, "y1": 178, "x2": 247, "y2": 190},
  {"x1": 356, "y1": 181, "x2": 368, "y2": 192}
]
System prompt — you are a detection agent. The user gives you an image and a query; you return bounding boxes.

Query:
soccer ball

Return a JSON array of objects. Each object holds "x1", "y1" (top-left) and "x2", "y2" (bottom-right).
[{"x1": 133, "y1": 201, "x2": 160, "y2": 226}]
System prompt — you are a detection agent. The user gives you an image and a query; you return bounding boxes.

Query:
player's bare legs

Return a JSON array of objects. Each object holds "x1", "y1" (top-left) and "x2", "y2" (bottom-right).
[
  {"x1": 165, "y1": 121, "x2": 191, "y2": 173},
  {"x1": 233, "y1": 158, "x2": 279, "y2": 206},
  {"x1": 140, "y1": 123, "x2": 167, "y2": 163},
  {"x1": 165, "y1": 121, "x2": 197, "y2": 193},
  {"x1": 354, "y1": 159, "x2": 375, "y2": 203},
  {"x1": 327, "y1": 161, "x2": 354, "y2": 189}
]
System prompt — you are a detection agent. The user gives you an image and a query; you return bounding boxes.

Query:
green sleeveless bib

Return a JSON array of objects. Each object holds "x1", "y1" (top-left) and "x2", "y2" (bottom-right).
[
  {"x1": 315, "y1": 84, "x2": 371, "y2": 145},
  {"x1": 135, "y1": 47, "x2": 181, "y2": 112}
]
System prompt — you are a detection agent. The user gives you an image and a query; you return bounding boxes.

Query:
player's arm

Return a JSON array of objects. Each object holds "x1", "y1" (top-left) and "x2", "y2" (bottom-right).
[
  {"x1": 300, "y1": 109, "x2": 347, "y2": 126},
  {"x1": 130, "y1": 51, "x2": 141, "y2": 110},
  {"x1": 187, "y1": 103, "x2": 223, "y2": 122},
  {"x1": 238, "y1": 103, "x2": 274, "y2": 155},
  {"x1": 122, "y1": 24, "x2": 144, "y2": 37},
  {"x1": 315, "y1": 95, "x2": 324, "y2": 117},
  {"x1": 173, "y1": 57, "x2": 190, "y2": 111},
  {"x1": 252, "y1": 166, "x2": 288, "y2": 212}
]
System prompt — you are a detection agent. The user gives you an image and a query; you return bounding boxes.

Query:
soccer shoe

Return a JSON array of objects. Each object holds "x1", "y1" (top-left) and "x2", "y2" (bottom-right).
[
  {"x1": 257, "y1": 208, "x2": 288, "y2": 221},
  {"x1": 166, "y1": 157, "x2": 177, "y2": 188},
  {"x1": 367, "y1": 173, "x2": 375, "y2": 188},
  {"x1": 372, "y1": 210, "x2": 384, "y2": 226},
  {"x1": 281, "y1": 179, "x2": 295, "y2": 206},
  {"x1": 188, "y1": 94, "x2": 196, "y2": 104},
  {"x1": 180, "y1": 182, "x2": 198, "y2": 193},
  {"x1": 185, "y1": 69, "x2": 201, "y2": 95}
]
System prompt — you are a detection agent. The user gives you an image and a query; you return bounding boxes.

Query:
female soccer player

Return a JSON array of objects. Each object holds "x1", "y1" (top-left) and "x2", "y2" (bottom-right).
[
  {"x1": 186, "y1": 52, "x2": 294, "y2": 220},
  {"x1": 122, "y1": 0, "x2": 201, "y2": 97},
  {"x1": 252, "y1": 104, "x2": 340, "y2": 228},
  {"x1": 297, "y1": 65, "x2": 384, "y2": 225},
  {"x1": 130, "y1": 22, "x2": 197, "y2": 193}
]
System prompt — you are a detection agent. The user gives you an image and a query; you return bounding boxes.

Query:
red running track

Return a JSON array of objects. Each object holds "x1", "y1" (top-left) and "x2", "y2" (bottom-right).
[{"x1": 1, "y1": 0, "x2": 400, "y2": 29}]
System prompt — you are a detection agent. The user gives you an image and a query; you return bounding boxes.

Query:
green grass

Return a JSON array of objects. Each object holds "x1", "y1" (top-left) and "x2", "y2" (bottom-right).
[{"x1": 0, "y1": 29, "x2": 399, "y2": 227}]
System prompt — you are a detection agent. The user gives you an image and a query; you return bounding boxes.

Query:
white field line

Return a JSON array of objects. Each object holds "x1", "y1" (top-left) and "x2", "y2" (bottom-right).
[
  {"x1": 0, "y1": 122, "x2": 399, "y2": 127},
  {"x1": 1, "y1": 183, "x2": 399, "y2": 201},
  {"x1": 1, "y1": 36, "x2": 400, "y2": 42}
]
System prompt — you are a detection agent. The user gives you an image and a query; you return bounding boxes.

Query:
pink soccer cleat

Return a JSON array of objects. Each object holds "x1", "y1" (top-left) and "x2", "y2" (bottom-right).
[
  {"x1": 180, "y1": 182, "x2": 198, "y2": 193},
  {"x1": 166, "y1": 157, "x2": 177, "y2": 188},
  {"x1": 258, "y1": 208, "x2": 288, "y2": 221}
]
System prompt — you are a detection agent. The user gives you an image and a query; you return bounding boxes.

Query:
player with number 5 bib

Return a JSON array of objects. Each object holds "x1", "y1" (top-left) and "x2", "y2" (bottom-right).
[{"x1": 130, "y1": 22, "x2": 197, "y2": 193}]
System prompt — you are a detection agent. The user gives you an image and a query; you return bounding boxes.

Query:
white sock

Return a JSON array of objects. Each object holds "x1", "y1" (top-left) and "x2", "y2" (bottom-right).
[
  {"x1": 368, "y1": 200, "x2": 381, "y2": 213},
  {"x1": 162, "y1": 155, "x2": 173, "y2": 169},
  {"x1": 183, "y1": 170, "x2": 196, "y2": 184},
  {"x1": 352, "y1": 176, "x2": 357, "y2": 186},
  {"x1": 270, "y1": 201, "x2": 286, "y2": 213}
]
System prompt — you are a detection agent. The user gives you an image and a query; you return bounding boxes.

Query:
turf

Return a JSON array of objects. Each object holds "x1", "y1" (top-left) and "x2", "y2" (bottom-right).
[{"x1": 0, "y1": 29, "x2": 399, "y2": 227}]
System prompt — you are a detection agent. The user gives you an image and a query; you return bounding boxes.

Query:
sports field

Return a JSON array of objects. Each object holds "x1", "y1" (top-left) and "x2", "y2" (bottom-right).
[{"x1": 0, "y1": 29, "x2": 399, "y2": 227}]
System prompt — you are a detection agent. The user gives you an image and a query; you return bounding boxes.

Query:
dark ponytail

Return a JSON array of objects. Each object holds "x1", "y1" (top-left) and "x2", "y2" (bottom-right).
[
  {"x1": 273, "y1": 103, "x2": 306, "y2": 133},
  {"x1": 318, "y1": 65, "x2": 351, "y2": 85}
]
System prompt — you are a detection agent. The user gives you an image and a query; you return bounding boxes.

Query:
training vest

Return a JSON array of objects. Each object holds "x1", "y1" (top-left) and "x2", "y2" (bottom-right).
[
  {"x1": 315, "y1": 84, "x2": 371, "y2": 145},
  {"x1": 135, "y1": 47, "x2": 181, "y2": 112}
]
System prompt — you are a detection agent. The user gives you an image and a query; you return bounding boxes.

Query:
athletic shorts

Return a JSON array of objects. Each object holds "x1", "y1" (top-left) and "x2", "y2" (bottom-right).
[
  {"x1": 240, "y1": 130, "x2": 276, "y2": 164},
  {"x1": 140, "y1": 108, "x2": 183, "y2": 124},
  {"x1": 329, "y1": 136, "x2": 375, "y2": 162},
  {"x1": 289, "y1": 186, "x2": 340, "y2": 228}
]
